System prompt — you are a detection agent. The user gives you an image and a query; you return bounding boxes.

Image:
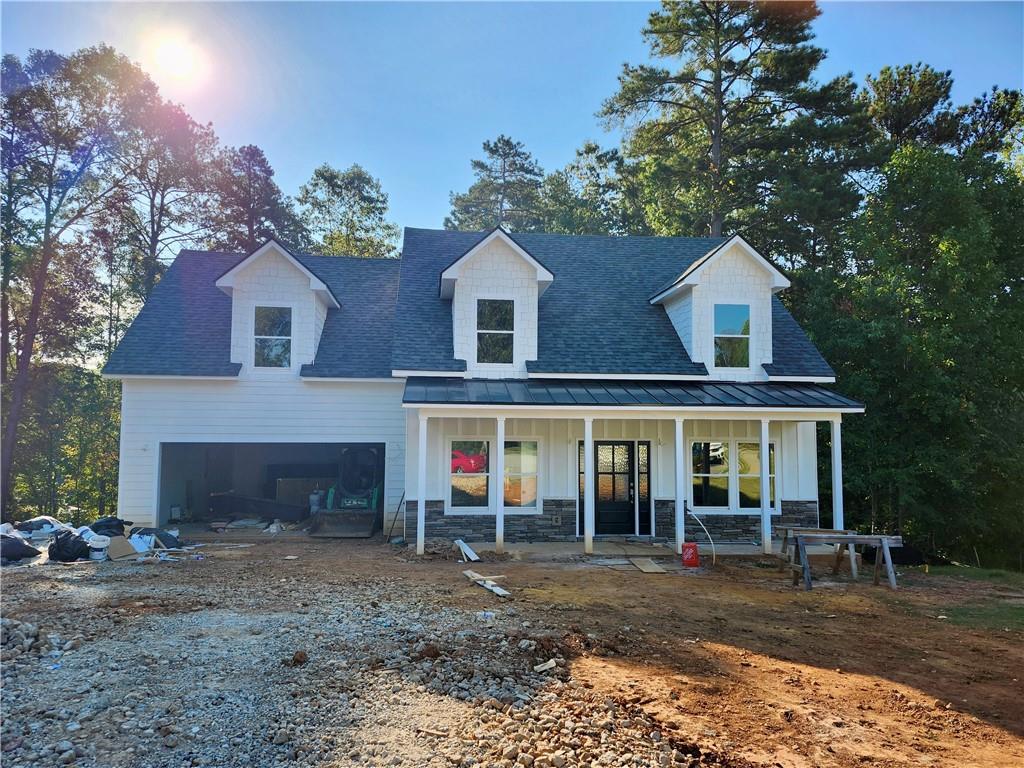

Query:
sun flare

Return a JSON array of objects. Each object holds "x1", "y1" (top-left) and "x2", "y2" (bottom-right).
[{"x1": 140, "y1": 29, "x2": 209, "y2": 91}]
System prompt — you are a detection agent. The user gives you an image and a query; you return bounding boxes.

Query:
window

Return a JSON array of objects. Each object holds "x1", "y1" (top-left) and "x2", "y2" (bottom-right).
[
  {"x1": 714, "y1": 304, "x2": 750, "y2": 368},
  {"x1": 254, "y1": 306, "x2": 292, "y2": 368},
  {"x1": 737, "y1": 442, "x2": 776, "y2": 509},
  {"x1": 503, "y1": 441, "x2": 538, "y2": 509},
  {"x1": 477, "y1": 299, "x2": 514, "y2": 364},
  {"x1": 450, "y1": 440, "x2": 489, "y2": 508},
  {"x1": 691, "y1": 439, "x2": 778, "y2": 510},
  {"x1": 691, "y1": 442, "x2": 730, "y2": 507}
]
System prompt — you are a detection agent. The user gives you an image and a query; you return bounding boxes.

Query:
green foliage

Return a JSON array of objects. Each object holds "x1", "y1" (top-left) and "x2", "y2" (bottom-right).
[
  {"x1": 445, "y1": 135, "x2": 545, "y2": 231},
  {"x1": 206, "y1": 144, "x2": 307, "y2": 252},
  {"x1": 602, "y1": 0, "x2": 847, "y2": 237},
  {"x1": 297, "y1": 163, "x2": 399, "y2": 258},
  {"x1": 7, "y1": 363, "x2": 120, "y2": 522}
]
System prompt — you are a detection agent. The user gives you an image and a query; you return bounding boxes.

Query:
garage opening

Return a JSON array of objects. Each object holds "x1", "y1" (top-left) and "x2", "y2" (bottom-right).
[{"x1": 157, "y1": 442, "x2": 385, "y2": 533}]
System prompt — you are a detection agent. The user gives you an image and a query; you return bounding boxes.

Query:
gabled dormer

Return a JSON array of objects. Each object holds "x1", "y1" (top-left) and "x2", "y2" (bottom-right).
[
  {"x1": 440, "y1": 227, "x2": 554, "y2": 378},
  {"x1": 215, "y1": 239, "x2": 339, "y2": 377},
  {"x1": 650, "y1": 235, "x2": 790, "y2": 382}
]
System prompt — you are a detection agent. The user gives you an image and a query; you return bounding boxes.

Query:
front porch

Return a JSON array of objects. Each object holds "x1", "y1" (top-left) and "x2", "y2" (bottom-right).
[{"x1": 403, "y1": 378, "x2": 863, "y2": 557}]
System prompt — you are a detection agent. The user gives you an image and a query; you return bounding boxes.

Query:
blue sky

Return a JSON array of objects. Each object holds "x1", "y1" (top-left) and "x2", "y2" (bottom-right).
[{"x1": 3, "y1": 2, "x2": 1022, "y2": 230}]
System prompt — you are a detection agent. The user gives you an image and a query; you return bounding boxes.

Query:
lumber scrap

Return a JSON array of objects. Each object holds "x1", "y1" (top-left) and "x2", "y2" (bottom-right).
[
  {"x1": 629, "y1": 557, "x2": 667, "y2": 574},
  {"x1": 463, "y1": 569, "x2": 511, "y2": 598},
  {"x1": 454, "y1": 539, "x2": 480, "y2": 562}
]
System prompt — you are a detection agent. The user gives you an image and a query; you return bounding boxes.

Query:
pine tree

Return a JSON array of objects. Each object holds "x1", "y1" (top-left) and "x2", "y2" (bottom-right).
[
  {"x1": 602, "y1": 1, "x2": 848, "y2": 237},
  {"x1": 445, "y1": 135, "x2": 544, "y2": 231}
]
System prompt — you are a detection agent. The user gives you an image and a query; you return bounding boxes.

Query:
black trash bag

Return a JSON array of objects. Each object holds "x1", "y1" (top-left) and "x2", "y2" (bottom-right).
[
  {"x1": 14, "y1": 515, "x2": 69, "y2": 533},
  {"x1": 48, "y1": 529, "x2": 91, "y2": 562},
  {"x1": 91, "y1": 516, "x2": 133, "y2": 537},
  {"x1": 128, "y1": 527, "x2": 180, "y2": 549},
  {"x1": 1, "y1": 533, "x2": 42, "y2": 562}
]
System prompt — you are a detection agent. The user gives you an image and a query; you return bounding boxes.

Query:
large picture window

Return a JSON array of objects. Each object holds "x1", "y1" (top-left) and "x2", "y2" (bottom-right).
[
  {"x1": 691, "y1": 441, "x2": 730, "y2": 507},
  {"x1": 713, "y1": 304, "x2": 750, "y2": 368},
  {"x1": 254, "y1": 306, "x2": 292, "y2": 368},
  {"x1": 450, "y1": 440, "x2": 489, "y2": 508},
  {"x1": 477, "y1": 299, "x2": 514, "y2": 364},
  {"x1": 737, "y1": 442, "x2": 776, "y2": 508}
]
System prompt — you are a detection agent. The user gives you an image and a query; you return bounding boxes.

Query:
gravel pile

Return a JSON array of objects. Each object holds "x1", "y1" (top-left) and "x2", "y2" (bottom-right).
[{"x1": 1, "y1": 553, "x2": 738, "y2": 768}]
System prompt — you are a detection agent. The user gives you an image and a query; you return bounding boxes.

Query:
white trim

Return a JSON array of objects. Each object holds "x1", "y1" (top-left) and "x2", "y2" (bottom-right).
[
  {"x1": 650, "y1": 235, "x2": 790, "y2": 305},
  {"x1": 215, "y1": 239, "x2": 340, "y2": 309},
  {"x1": 440, "y1": 228, "x2": 554, "y2": 299},
  {"x1": 528, "y1": 371, "x2": 709, "y2": 381},
  {"x1": 767, "y1": 375, "x2": 836, "y2": 383},
  {"x1": 405, "y1": 404, "x2": 865, "y2": 418},
  {"x1": 302, "y1": 377, "x2": 400, "y2": 384},
  {"x1": 252, "y1": 302, "x2": 296, "y2": 371},
  {"x1": 102, "y1": 374, "x2": 238, "y2": 381},
  {"x1": 392, "y1": 370, "x2": 468, "y2": 379}
]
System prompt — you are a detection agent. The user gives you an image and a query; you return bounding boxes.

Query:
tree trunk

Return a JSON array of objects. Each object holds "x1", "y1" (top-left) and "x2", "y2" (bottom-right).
[
  {"x1": 709, "y1": 6, "x2": 724, "y2": 237},
  {"x1": 1, "y1": 243, "x2": 52, "y2": 521}
]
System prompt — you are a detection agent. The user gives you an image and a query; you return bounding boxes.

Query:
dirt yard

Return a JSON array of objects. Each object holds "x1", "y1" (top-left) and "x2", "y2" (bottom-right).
[{"x1": 2, "y1": 538, "x2": 1022, "y2": 768}]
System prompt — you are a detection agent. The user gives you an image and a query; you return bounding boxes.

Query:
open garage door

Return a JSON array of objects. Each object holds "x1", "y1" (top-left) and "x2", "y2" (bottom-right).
[{"x1": 157, "y1": 442, "x2": 385, "y2": 531}]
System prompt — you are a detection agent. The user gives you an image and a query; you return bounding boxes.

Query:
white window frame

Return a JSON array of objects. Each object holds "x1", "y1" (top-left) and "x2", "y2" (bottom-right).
[
  {"x1": 475, "y1": 298, "x2": 515, "y2": 366},
  {"x1": 253, "y1": 303, "x2": 295, "y2": 370},
  {"x1": 445, "y1": 436, "x2": 542, "y2": 516},
  {"x1": 711, "y1": 302, "x2": 752, "y2": 371},
  {"x1": 688, "y1": 438, "x2": 781, "y2": 515}
]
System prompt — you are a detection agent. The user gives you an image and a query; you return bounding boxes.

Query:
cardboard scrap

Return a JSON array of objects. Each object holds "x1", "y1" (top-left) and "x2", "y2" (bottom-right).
[{"x1": 105, "y1": 535, "x2": 138, "y2": 560}]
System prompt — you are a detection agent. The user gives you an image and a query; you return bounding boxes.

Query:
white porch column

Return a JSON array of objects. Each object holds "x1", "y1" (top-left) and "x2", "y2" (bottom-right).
[
  {"x1": 494, "y1": 416, "x2": 506, "y2": 554},
  {"x1": 831, "y1": 418, "x2": 844, "y2": 530},
  {"x1": 673, "y1": 417, "x2": 686, "y2": 554},
  {"x1": 416, "y1": 413, "x2": 428, "y2": 555},
  {"x1": 759, "y1": 417, "x2": 772, "y2": 554},
  {"x1": 583, "y1": 417, "x2": 595, "y2": 554}
]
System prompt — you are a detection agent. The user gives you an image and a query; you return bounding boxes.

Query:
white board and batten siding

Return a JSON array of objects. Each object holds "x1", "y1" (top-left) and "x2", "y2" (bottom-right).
[{"x1": 405, "y1": 415, "x2": 818, "y2": 509}]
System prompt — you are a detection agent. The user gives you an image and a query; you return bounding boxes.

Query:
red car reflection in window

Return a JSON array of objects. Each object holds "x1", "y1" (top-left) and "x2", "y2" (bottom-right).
[{"x1": 451, "y1": 449, "x2": 487, "y2": 474}]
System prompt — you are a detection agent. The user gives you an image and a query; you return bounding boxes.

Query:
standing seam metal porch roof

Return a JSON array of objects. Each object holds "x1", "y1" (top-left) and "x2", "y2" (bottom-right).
[{"x1": 402, "y1": 377, "x2": 864, "y2": 410}]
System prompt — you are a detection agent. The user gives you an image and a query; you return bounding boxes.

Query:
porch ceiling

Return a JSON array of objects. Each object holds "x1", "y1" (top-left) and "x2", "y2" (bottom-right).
[{"x1": 402, "y1": 377, "x2": 863, "y2": 411}]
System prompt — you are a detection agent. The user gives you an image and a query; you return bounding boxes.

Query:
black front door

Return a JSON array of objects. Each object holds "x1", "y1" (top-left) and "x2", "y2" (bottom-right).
[{"x1": 594, "y1": 441, "x2": 634, "y2": 534}]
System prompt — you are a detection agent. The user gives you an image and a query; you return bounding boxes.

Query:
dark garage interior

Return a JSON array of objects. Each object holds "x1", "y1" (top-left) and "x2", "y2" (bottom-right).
[{"x1": 157, "y1": 442, "x2": 385, "y2": 529}]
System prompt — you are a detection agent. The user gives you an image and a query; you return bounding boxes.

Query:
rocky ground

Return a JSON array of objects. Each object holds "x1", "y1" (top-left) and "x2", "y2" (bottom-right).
[{"x1": 1, "y1": 537, "x2": 1022, "y2": 767}]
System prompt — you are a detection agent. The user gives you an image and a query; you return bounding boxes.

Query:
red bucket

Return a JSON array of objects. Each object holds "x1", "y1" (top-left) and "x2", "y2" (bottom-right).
[{"x1": 681, "y1": 542, "x2": 699, "y2": 568}]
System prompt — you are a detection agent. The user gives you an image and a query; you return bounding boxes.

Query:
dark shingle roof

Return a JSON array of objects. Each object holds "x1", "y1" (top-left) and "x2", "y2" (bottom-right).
[
  {"x1": 297, "y1": 255, "x2": 400, "y2": 378},
  {"x1": 106, "y1": 230, "x2": 835, "y2": 382},
  {"x1": 103, "y1": 251, "x2": 242, "y2": 377},
  {"x1": 763, "y1": 296, "x2": 835, "y2": 378},
  {"x1": 393, "y1": 228, "x2": 723, "y2": 375},
  {"x1": 104, "y1": 250, "x2": 400, "y2": 379}
]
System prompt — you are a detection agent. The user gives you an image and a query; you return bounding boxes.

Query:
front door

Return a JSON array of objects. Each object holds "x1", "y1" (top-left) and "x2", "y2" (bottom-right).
[{"x1": 594, "y1": 441, "x2": 634, "y2": 534}]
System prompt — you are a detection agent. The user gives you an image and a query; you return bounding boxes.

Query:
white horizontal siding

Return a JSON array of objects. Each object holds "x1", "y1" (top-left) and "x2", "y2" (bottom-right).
[{"x1": 117, "y1": 378, "x2": 406, "y2": 527}]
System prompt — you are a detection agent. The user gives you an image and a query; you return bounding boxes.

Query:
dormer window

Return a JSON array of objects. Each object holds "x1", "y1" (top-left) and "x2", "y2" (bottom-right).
[
  {"x1": 254, "y1": 306, "x2": 292, "y2": 368},
  {"x1": 477, "y1": 299, "x2": 514, "y2": 364},
  {"x1": 714, "y1": 304, "x2": 750, "y2": 368}
]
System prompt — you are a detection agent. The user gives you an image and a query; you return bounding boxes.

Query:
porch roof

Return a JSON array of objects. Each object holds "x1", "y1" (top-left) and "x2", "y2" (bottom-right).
[{"x1": 402, "y1": 377, "x2": 864, "y2": 411}]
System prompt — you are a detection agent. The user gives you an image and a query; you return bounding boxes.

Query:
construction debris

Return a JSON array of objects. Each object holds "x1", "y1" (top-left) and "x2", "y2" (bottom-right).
[
  {"x1": 454, "y1": 539, "x2": 480, "y2": 562},
  {"x1": 463, "y1": 570, "x2": 511, "y2": 598},
  {"x1": 533, "y1": 659, "x2": 557, "y2": 672},
  {"x1": 629, "y1": 557, "x2": 667, "y2": 574}
]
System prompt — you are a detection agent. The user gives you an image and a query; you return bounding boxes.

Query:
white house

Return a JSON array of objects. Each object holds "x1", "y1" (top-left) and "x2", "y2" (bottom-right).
[{"x1": 104, "y1": 227, "x2": 862, "y2": 555}]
